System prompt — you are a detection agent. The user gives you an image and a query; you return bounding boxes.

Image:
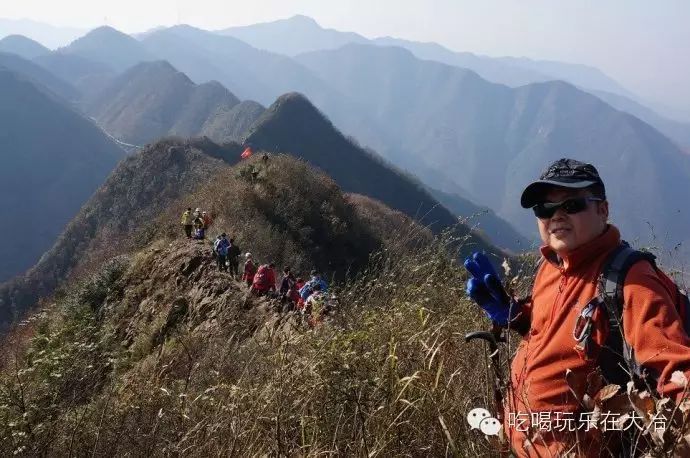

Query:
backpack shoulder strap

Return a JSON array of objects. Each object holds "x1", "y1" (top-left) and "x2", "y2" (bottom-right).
[
  {"x1": 597, "y1": 241, "x2": 658, "y2": 387},
  {"x1": 599, "y1": 241, "x2": 657, "y2": 308}
]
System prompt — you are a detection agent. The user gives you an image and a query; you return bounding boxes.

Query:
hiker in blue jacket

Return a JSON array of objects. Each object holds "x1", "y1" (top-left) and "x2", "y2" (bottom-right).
[
  {"x1": 213, "y1": 233, "x2": 230, "y2": 272},
  {"x1": 299, "y1": 270, "x2": 328, "y2": 301}
]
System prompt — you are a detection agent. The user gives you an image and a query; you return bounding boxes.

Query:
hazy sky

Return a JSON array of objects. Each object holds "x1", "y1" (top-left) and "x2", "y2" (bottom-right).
[{"x1": 2, "y1": 0, "x2": 689, "y2": 119}]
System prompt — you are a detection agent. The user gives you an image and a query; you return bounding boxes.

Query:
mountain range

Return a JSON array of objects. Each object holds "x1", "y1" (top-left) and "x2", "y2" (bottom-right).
[
  {"x1": 0, "y1": 34, "x2": 49, "y2": 58},
  {"x1": 219, "y1": 16, "x2": 631, "y2": 100},
  {"x1": 48, "y1": 31, "x2": 531, "y2": 245},
  {"x1": 0, "y1": 89, "x2": 499, "y2": 329},
  {"x1": 34, "y1": 52, "x2": 116, "y2": 101},
  {"x1": 5, "y1": 16, "x2": 690, "y2": 147},
  {"x1": 0, "y1": 41, "x2": 513, "y2": 283},
  {"x1": 56, "y1": 25, "x2": 156, "y2": 72},
  {"x1": 1, "y1": 16, "x2": 689, "y2": 316},
  {"x1": 221, "y1": 15, "x2": 690, "y2": 151},
  {"x1": 245, "y1": 92, "x2": 468, "y2": 236},
  {"x1": 0, "y1": 51, "x2": 79, "y2": 102},
  {"x1": 293, "y1": 43, "x2": 690, "y2": 256},
  {"x1": 0, "y1": 18, "x2": 85, "y2": 48},
  {"x1": 84, "y1": 60, "x2": 264, "y2": 145},
  {"x1": 0, "y1": 69, "x2": 124, "y2": 283},
  {"x1": 34, "y1": 27, "x2": 529, "y2": 242},
  {"x1": 98, "y1": 20, "x2": 686, "y2": 256}
]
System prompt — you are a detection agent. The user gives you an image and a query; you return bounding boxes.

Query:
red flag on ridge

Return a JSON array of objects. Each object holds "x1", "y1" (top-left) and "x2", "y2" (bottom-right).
[{"x1": 241, "y1": 147, "x2": 253, "y2": 159}]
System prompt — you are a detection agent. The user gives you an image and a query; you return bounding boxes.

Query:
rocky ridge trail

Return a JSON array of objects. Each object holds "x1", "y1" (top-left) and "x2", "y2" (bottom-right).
[{"x1": 106, "y1": 238, "x2": 299, "y2": 358}]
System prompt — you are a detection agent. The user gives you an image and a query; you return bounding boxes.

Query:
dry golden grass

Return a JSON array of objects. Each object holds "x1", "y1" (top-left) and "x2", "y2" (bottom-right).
[{"x1": 0, "y1": 218, "x2": 510, "y2": 457}]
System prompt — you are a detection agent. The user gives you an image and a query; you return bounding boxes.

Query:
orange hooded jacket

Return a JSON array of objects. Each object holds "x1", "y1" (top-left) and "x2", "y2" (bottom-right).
[{"x1": 505, "y1": 225, "x2": 690, "y2": 457}]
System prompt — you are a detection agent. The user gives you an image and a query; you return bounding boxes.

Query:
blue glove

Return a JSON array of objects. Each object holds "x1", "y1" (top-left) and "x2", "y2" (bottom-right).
[{"x1": 464, "y1": 252, "x2": 519, "y2": 326}]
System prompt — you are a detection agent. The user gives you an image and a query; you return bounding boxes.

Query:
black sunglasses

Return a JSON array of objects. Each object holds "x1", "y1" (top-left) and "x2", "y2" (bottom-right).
[{"x1": 532, "y1": 197, "x2": 603, "y2": 219}]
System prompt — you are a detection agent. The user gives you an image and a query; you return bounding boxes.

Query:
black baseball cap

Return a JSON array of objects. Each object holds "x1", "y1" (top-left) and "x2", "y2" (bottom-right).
[{"x1": 520, "y1": 158, "x2": 605, "y2": 208}]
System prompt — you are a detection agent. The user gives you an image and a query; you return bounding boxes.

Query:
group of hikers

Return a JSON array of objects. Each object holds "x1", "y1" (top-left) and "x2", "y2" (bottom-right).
[
  {"x1": 242, "y1": 260, "x2": 334, "y2": 325},
  {"x1": 180, "y1": 207, "x2": 213, "y2": 240},
  {"x1": 181, "y1": 213, "x2": 334, "y2": 326}
]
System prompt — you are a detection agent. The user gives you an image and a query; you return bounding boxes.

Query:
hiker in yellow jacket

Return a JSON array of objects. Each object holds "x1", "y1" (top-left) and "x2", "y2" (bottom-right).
[{"x1": 181, "y1": 207, "x2": 193, "y2": 238}]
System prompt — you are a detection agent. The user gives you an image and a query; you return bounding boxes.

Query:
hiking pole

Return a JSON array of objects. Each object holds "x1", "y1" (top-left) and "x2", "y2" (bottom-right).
[{"x1": 465, "y1": 327, "x2": 505, "y2": 422}]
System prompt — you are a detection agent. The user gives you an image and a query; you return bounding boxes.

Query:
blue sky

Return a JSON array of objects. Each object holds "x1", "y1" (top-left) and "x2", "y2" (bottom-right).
[{"x1": 2, "y1": 0, "x2": 689, "y2": 119}]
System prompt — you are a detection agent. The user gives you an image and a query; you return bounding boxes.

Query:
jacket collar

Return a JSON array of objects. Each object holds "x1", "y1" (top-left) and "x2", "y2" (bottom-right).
[{"x1": 540, "y1": 224, "x2": 621, "y2": 273}]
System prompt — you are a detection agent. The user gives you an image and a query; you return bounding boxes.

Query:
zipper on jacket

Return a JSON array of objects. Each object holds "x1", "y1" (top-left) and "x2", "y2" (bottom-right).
[{"x1": 548, "y1": 267, "x2": 568, "y2": 325}]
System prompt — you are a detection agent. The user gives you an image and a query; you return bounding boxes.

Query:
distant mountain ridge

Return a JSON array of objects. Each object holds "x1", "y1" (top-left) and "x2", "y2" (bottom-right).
[
  {"x1": 42, "y1": 26, "x2": 525, "y2": 250},
  {"x1": 139, "y1": 25, "x2": 355, "y2": 109},
  {"x1": 4, "y1": 22, "x2": 686, "y2": 263},
  {"x1": 0, "y1": 69, "x2": 124, "y2": 283},
  {"x1": 21, "y1": 23, "x2": 684, "y2": 253},
  {"x1": 33, "y1": 52, "x2": 116, "y2": 101},
  {"x1": 0, "y1": 18, "x2": 86, "y2": 48},
  {"x1": 0, "y1": 34, "x2": 49, "y2": 58},
  {"x1": 219, "y1": 15, "x2": 632, "y2": 100},
  {"x1": 84, "y1": 60, "x2": 263, "y2": 145},
  {"x1": 294, "y1": 44, "x2": 690, "y2": 257},
  {"x1": 244, "y1": 92, "x2": 494, "y2": 249},
  {"x1": 590, "y1": 89, "x2": 690, "y2": 149},
  {"x1": 6, "y1": 17, "x2": 689, "y2": 145},
  {"x1": 58, "y1": 26, "x2": 156, "y2": 71},
  {"x1": 498, "y1": 54, "x2": 636, "y2": 98},
  {"x1": 202, "y1": 100, "x2": 266, "y2": 144},
  {"x1": 428, "y1": 188, "x2": 534, "y2": 251},
  {"x1": 136, "y1": 25, "x2": 389, "y2": 155},
  {"x1": 0, "y1": 51, "x2": 79, "y2": 102},
  {"x1": 218, "y1": 15, "x2": 369, "y2": 56},
  {"x1": 219, "y1": 15, "x2": 690, "y2": 148}
]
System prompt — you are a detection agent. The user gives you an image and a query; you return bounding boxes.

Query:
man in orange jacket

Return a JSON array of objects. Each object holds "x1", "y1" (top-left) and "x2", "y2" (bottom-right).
[{"x1": 465, "y1": 158, "x2": 690, "y2": 457}]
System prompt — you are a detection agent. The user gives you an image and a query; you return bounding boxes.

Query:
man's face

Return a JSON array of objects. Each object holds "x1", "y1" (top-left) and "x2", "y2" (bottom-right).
[{"x1": 536, "y1": 187, "x2": 609, "y2": 255}]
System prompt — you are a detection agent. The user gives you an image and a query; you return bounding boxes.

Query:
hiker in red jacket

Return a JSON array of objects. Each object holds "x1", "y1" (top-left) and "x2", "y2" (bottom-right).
[
  {"x1": 242, "y1": 253, "x2": 257, "y2": 287},
  {"x1": 202, "y1": 211, "x2": 213, "y2": 229},
  {"x1": 251, "y1": 262, "x2": 277, "y2": 296},
  {"x1": 294, "y1": 277, "x2": 306, "y2": 310}
]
